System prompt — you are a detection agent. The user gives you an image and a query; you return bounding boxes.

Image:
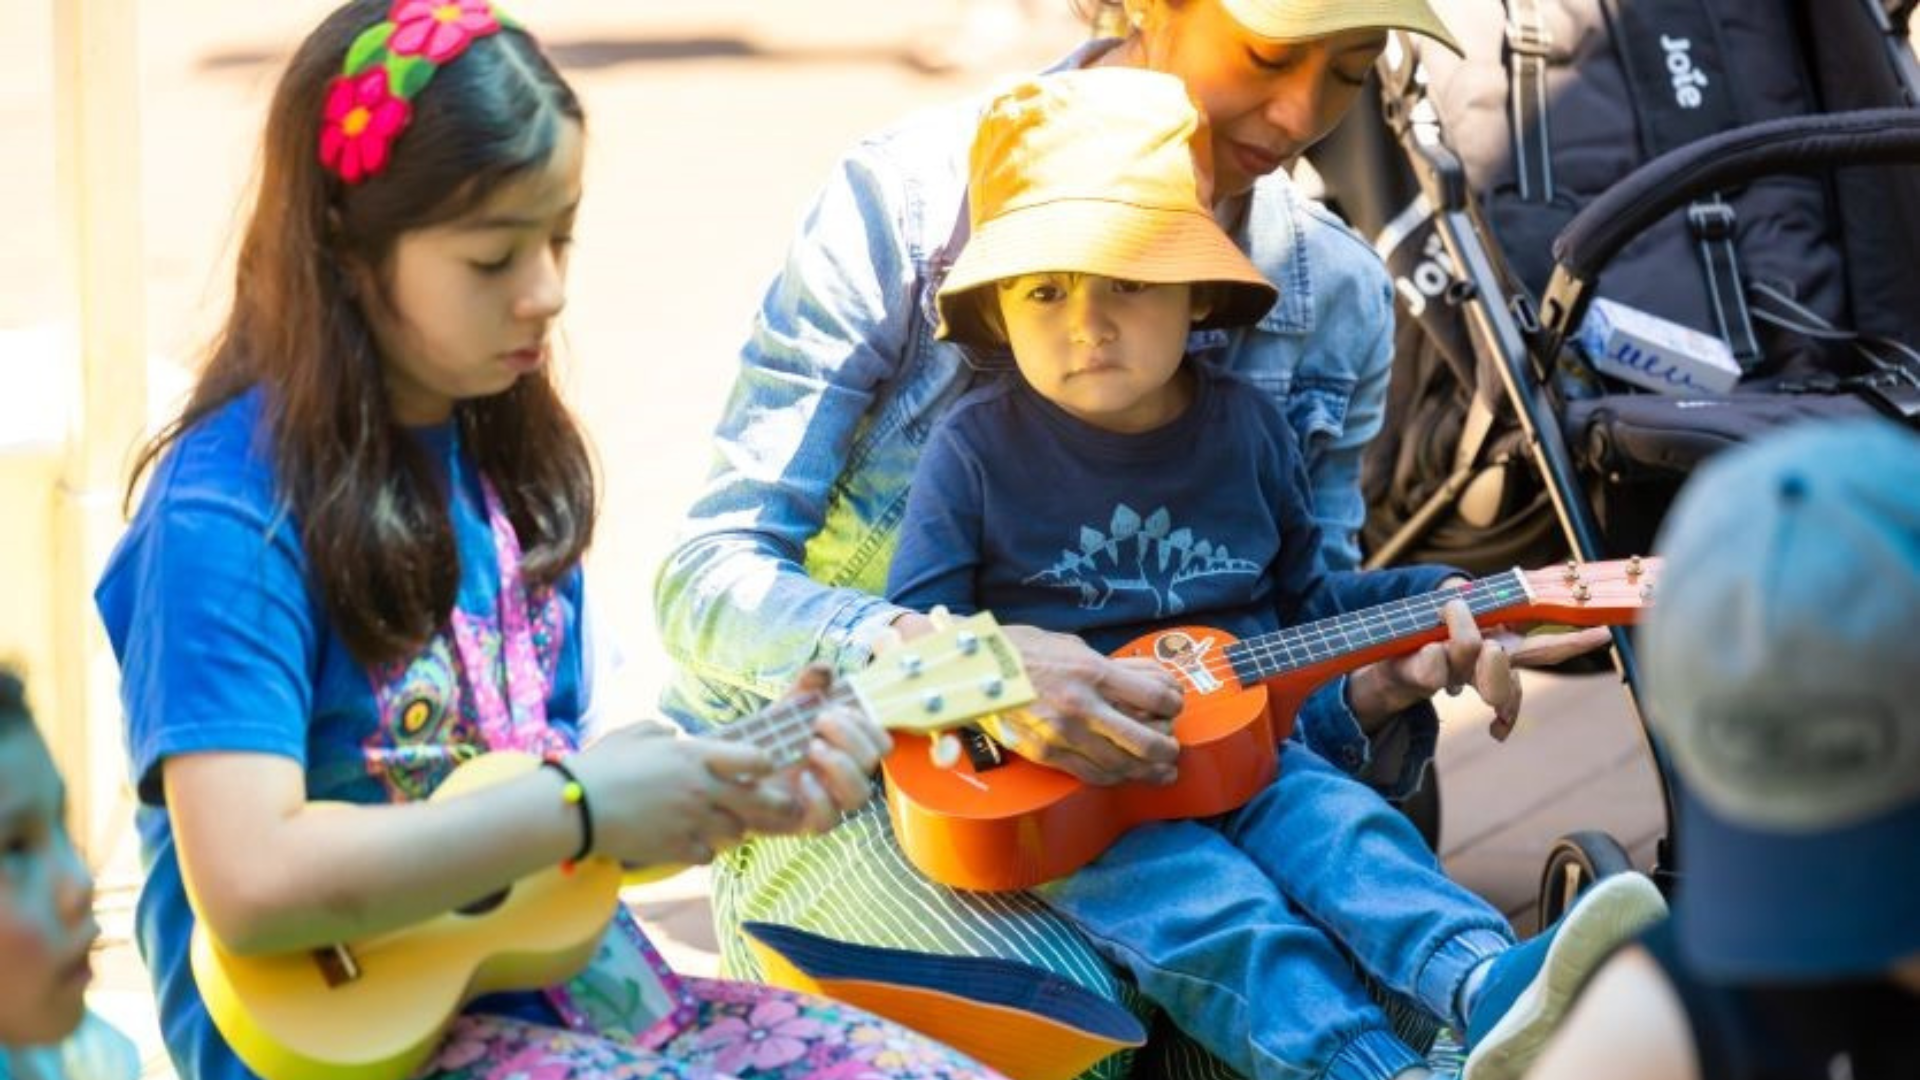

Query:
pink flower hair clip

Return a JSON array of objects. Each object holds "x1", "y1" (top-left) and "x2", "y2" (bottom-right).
[{"x1": 319, "y1": 1, "x2": 515, "y2": 184}]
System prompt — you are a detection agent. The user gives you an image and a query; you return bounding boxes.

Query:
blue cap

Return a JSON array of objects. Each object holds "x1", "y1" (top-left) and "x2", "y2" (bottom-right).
[{"x1": 1640, "y1": 419, "x2": 1920, "y2": 979}]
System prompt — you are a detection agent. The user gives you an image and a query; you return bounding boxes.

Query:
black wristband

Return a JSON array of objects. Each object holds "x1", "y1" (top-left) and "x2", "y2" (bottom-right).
[{"x1": 539, "y1": 757, "x2": 594, "y2": 866}]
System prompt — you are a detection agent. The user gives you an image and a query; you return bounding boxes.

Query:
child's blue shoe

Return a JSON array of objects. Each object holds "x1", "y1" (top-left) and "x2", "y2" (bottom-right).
[{"x1": 1461, "y1": 871, "x2": 1667, "y2": 1080}]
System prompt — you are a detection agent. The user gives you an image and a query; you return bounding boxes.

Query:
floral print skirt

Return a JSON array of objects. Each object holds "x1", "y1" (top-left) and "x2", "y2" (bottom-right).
[{"x1": 420, "y1": 977, "x2": 1007, "y2": 1080}]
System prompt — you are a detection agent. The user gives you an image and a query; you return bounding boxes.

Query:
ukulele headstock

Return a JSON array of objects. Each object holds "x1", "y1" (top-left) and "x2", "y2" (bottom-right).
[
  {"x1": 1519, "y1": 556, "x2": 1663, "y2": 625},
  {"x1": 848, "y1": 611, "x2": 1037, "y2": 736}
]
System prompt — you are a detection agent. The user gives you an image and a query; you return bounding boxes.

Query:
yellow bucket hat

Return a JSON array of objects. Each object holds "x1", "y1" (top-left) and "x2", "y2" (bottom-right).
[
  {"x1": 1219, "y1": 0, "x2": 1462, "y2": 54},
  {"x1": 935, "y1": 68, "x2": 1278, "y2": 348}
]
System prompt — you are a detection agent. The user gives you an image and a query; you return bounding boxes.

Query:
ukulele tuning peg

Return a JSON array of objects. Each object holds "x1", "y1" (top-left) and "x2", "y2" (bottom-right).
[
  {"x1": 1573, "y1": 582, "x2": 1591, "y2": 602},
  {"x1": 1562, "y1": 559, "x2": 1581, "y2": 584},
  {"x1": 899, "y1": 653, "x2": 924, "y2": 677},
  {"x1": 980, "y1": 676, "x2": 1004, "y2": 699},
  {"x1": 956, "y1": 630, "x2": 979, "y2": 655},
  {"x1": 1640, "y1": 581, "x2": 1655, "y2": 601},
  {"x1": 921, "y1": 691, "x2": 945, "y2": 713},
  {"x1": 928, "y1": 605, "x2": 955, "y2": 630},
  {"x1": 1627, "y1": 555, "x2": 1645, "y2": 578},
  {"x1": 930, "y1": 732, "x2": 963, "y2": 770}
]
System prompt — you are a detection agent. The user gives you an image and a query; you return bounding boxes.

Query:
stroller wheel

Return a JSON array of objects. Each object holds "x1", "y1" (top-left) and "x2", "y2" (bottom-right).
[{"x1": 1536, "y1": 830, "x2": 1632, "y2": 927}]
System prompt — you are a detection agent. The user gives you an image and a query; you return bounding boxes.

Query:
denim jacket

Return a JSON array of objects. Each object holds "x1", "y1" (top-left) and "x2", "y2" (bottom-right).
[{"x1": 655, "y1": 44, "x2": 1433, "y2": 793}]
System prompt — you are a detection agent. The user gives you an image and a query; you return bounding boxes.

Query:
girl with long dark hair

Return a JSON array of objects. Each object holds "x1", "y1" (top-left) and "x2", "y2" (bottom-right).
[{"x1": 99, "y1": 5, "x2": 1007, "y2": 1079}]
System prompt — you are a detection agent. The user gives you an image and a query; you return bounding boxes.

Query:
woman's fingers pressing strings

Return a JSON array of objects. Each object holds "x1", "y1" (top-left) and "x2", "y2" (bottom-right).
[
  {"x1": 1476, "y1": 637, "x2": 1522, "y2": 741},
  {"x1": 1440, "y1": 598, "x2": 1483, "y2": 696}
]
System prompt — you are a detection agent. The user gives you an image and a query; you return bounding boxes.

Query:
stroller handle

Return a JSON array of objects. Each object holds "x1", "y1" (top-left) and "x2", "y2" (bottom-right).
[{"x1": 1540, "y1": 108, "x2": 1920, "y2": 340}]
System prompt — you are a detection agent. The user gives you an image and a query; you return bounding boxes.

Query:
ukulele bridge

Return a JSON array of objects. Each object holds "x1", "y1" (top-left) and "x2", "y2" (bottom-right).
[{"x1": 312, "y1": 943, "x2": 362, "y2": 988}]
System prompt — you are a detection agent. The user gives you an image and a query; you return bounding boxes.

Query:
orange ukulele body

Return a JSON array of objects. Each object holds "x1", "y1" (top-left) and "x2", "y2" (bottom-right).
[
  {"x1": 885, "y1": 558, "x2": 1663, "y2": 892},
  {"x1": 886, "y1": 626, "x2": 1302, "y2": 894}
]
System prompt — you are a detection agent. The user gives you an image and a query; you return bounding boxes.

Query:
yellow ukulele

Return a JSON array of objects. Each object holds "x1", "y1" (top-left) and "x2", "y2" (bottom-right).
[{"x1": 190, "y1": 611, "x2": 1035, "y2": 1080}]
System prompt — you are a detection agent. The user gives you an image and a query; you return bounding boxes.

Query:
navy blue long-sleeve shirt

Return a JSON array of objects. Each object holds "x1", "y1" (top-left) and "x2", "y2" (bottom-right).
[{"x1": 887, "y1": 362, "x2": 1454, "y2": 769}]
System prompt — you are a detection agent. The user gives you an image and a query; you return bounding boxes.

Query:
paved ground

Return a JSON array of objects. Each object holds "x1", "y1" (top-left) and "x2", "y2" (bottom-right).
[{"x1": 3, "y1": 4, "x2": 1668, "y2": 1077}]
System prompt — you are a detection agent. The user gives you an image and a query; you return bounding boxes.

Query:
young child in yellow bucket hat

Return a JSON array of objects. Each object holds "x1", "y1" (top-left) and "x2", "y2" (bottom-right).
[{"x1": 885, "y1": 66, "x2": 1667, "y2": 1080}]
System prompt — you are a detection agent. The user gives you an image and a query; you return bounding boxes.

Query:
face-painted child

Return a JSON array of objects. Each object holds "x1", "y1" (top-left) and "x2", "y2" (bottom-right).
[{"x1": 0, "y1": 673, "x2": 98, "y2": 1048}]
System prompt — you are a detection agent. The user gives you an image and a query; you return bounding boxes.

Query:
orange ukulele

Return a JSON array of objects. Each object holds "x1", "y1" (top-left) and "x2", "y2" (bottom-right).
[
  {"x1": 884, "y1": 558, "x2": 1661, "y2": 892},
  {"x1": 191, "y1": 611, "x2": 1035, "y2": 1080}
]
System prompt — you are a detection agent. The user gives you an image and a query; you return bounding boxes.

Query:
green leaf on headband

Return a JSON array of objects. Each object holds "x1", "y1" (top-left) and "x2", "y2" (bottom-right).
[
  {"x1": 390, "y1": 55, "x2": 435, "y2": 99},
  {"x1": 343, "y1": 22, "x2": 394, "y2": 76}
]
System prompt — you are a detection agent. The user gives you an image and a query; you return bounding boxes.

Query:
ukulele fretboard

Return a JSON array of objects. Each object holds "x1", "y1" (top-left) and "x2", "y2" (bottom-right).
[{"x1": 1225, "y1": 569, "x2": 1531, "y2": 684}]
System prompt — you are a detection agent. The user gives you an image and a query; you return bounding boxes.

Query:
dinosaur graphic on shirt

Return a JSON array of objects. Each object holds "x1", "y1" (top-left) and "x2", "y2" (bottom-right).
[{"x1": 1024, "y1": 504, "x2": 1260, "y2": 618}]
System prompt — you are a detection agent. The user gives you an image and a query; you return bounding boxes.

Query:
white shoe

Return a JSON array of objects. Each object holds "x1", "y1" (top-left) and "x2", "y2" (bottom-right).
[{"x1": 1461, "y1": 872, "x2": 1668, "y2": 1080}]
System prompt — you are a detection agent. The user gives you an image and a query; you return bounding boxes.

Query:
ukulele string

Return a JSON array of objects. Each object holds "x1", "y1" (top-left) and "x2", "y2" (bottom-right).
[
  {"x1": 1169, "y1": 570, "x2": 1534, "y2": 683},
  {"x1": 722, "y1": 635, "x2": 1001, "y2": 764}
]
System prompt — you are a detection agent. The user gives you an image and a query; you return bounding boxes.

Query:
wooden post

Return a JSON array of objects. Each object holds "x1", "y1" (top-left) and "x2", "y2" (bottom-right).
[{"x1": 50, "y1": 0, "x2": 148, "y2": 862}]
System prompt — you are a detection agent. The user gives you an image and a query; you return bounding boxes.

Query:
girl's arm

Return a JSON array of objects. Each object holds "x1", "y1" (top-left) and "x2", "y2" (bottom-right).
[
  {"x1": 164, "y1": 750, "x2": 581, "y2": 956},
  {"x1": 168, "y1": 720, "x2": 851, "y2": 956}
]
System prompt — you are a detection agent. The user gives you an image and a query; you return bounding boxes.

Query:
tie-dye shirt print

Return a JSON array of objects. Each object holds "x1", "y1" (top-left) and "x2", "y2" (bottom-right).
[
  {"x1": 364, "y1": 573, "x2": 569, "y2": 802},
  {"x1": 98, "y1": 390, "x2": 586, "y2": 1080}
]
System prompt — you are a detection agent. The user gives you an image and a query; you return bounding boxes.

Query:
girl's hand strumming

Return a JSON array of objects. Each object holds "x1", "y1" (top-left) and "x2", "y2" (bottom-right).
[{"x1": 573, "y1": 666, "x2": 891, "y2": 865}]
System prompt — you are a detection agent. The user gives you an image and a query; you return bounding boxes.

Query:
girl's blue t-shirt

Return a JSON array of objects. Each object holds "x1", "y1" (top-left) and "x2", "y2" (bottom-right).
[{"x1": 94, "y1": 390, "x2": 586, "y2": 1080}]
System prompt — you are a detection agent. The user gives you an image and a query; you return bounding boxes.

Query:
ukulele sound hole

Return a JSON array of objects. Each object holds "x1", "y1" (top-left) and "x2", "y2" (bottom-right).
[
  {"x1": 961, "y1": 728, "x2": 1007, "y2": 772},
  {"x1": 455, "y1": 887, "x2": 510, "y2": 917}
]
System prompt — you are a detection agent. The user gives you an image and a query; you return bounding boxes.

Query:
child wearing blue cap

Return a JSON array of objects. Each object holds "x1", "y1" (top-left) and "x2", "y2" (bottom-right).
[{"x1": 1527, "y1": 418, "x2": 1920, "y2": 1080}]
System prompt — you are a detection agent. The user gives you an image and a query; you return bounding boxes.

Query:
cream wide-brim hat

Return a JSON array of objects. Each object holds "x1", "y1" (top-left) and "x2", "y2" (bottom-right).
[
  {"x1": 935, "y1": 68, "x2": 1277, "y2": 348},
  {"x1": 1219, "y1": 0, "x2": 1463, "y2": 54}
]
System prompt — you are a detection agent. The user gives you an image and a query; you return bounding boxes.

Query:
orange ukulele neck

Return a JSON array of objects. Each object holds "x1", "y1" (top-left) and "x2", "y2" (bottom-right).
[
  {"x1": 1225, "y1": 569, "x2": 1531, "y2": 686},
  {"x1": 1225, "y1": 559, "x2": 1656, "y2": 689}
]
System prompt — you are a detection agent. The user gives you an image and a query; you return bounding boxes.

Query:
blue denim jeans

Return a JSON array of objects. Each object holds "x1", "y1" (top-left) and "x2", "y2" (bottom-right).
[{"x1": 1038, "y1": 744, "x2": 1515, "y2": 1080}]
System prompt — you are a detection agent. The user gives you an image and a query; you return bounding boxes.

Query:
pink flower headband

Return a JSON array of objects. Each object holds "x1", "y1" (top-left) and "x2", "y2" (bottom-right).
[{"x1": 319, "y1": 1, "x2": 516, "y2": 184}]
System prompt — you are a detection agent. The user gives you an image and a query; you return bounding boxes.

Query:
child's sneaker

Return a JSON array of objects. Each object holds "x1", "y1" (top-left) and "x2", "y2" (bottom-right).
[{"x1": 1461, "y1": 871, "x2": 1667, "y2": 1080}]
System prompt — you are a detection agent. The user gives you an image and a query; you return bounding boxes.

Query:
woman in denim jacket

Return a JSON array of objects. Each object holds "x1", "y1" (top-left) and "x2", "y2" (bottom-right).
[{"x1": 655, "y1": 3, "x2": 1605, "y2": 1077}]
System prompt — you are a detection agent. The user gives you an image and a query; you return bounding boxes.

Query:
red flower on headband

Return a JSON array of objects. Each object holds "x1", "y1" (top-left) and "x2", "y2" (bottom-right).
[
  {"x1": 388, "y1": 0, "x2": 500, "y2": 64},
  {"x1": 319, "y1": 68, "x2": 411, "y2": 184}
]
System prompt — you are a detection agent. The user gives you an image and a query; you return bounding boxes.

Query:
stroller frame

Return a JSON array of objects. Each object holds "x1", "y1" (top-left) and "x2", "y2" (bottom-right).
[{"x1": 1328, "y1": 0, "x2": 1920, "y2": 915}]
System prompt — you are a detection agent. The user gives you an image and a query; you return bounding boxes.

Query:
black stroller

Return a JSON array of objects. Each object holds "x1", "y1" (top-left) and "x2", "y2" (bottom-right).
[{"x1": 1308, "y1": 0, "x2": 1920, "y2": 918}]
